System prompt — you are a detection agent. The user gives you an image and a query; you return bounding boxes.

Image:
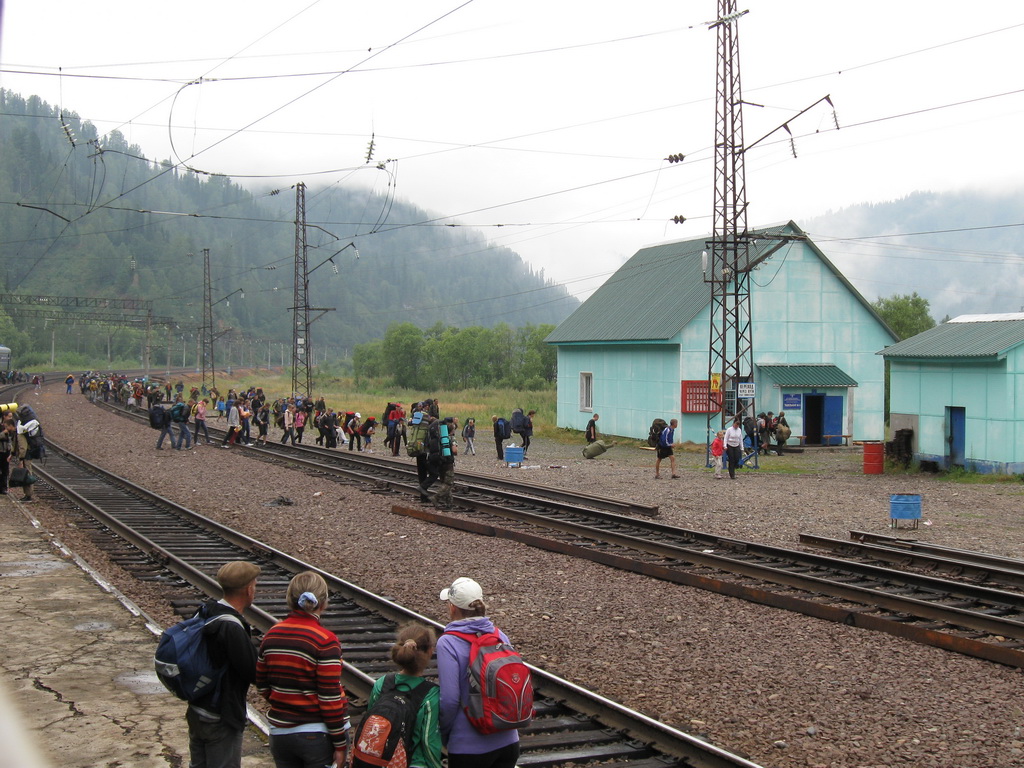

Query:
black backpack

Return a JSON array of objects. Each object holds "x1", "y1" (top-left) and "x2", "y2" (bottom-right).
[
  {"x1": 424, "y1": 421, "x2": 443, "y2": 460},
  {"x1": 510, "y1": 408, "x2": 526, "y2": 433},
  {"x1": 23, "y1": 421, "x2": 45, "y2": 459},
  {"x1": 351, "y1": 674, "x2": 436, "y2": 768},
  {"x1": 149, "y1": 405, "x2": 169, "y2": 429},
  {"x1": 647, "y1": 418, "x2": 668, "y2": 447}
]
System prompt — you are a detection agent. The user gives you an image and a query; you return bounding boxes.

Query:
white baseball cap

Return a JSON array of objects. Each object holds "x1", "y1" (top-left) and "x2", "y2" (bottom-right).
[{"x1": 439, "y1": 577, "x2": 484, "y2": 609}]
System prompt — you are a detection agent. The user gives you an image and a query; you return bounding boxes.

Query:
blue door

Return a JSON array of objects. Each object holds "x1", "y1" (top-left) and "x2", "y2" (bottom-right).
[
  {"x1": 946, "y1": 406, "x2": 966, "y2": 468},
  {"x1": 823, "y1": 395, "x2": 844, "y2": 446}
]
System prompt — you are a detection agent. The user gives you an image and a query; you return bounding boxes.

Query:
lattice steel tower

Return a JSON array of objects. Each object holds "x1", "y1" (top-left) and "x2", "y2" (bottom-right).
[
  {"x1": 200, "y1": 248, "x2": 215, "y2": 389},
  {"x1": 291, "y1": 182, "x2": 312, "y2": 399},
  {"x1": 706, "y1": 1, "x2": 755, "y2": 438}
]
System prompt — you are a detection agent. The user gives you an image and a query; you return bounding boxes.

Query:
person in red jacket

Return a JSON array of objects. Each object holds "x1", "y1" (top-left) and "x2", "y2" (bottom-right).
[
  {"x1": 257, "y1": 571, "x2": 349, "y2": 768},
  {"x1": 710, "y1": 429, "x2": 725, "y2": 479}
]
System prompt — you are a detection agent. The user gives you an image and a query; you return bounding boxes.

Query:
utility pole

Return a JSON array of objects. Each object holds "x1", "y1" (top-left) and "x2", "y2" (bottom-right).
[
  {"x1": 706, "y1": 0, "x2": 756, "y2": 450},
  {"x1": 290, "y1": 182, "x2": 337, "y2": 399},
  {"x1": 291, "y1": 182, "x2": 311, "y2": 398},
  {"x1": 200, "y1": 248, "x2": 215, "y2": 390}
]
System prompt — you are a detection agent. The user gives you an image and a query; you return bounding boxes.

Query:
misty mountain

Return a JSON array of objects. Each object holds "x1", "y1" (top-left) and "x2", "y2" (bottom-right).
[
  {"x1": 0, "y1": 90, "x2": 578, "y2": 363},
  {"x1": 800, "y1": 189, "x2": 1024, "y2": 321}
]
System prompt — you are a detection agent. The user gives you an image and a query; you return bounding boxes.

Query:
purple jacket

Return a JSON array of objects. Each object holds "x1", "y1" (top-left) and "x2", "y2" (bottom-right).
[{"x1": 436, "y1": 616, "x2": 520, "y2": 755}]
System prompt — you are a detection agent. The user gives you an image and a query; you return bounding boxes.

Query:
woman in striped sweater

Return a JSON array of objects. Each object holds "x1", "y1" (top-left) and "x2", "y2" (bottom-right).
[{"x1": 256, "y1": 572, "x2": 349, "y2": 768}]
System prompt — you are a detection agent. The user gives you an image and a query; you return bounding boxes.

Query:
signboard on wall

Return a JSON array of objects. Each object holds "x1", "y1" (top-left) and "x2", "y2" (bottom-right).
[
  {"x1": 737, "y1": 382, "x2": 755, "y2": 399},
  {"x1": 783, "y1": 393, "x2": 802, "y2": 410}
]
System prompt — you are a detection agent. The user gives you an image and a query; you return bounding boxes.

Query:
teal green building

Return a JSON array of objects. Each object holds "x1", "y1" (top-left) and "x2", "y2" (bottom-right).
[
  {"x1": 880, "y1": 314, "x2": 1024, "y2": 474},
  {"x1": 547, "y1": 222, "x2": 898, "y2": 445}
]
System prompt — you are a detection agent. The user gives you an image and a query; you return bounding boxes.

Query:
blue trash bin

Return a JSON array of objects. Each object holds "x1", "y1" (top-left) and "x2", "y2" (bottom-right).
[
  {"x1": 890, "y1": 494, "x2": 921, "y2": 529},
  {"x1": 504, "y1": 446, "x2": 524, "y2": 467}
]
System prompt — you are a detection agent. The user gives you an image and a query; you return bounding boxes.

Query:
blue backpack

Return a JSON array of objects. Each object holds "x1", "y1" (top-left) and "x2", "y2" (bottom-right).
[
  {"x1": 495, "y1": 418, "x2": 512, "y2": 440},
  {"x1": 154, "y1": 605, "x2": 242, "y2": 704}
]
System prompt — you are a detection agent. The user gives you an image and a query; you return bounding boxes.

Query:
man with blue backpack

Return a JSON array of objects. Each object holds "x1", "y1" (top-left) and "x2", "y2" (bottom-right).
[
  {"x1": 491, "y1": 415, "x2": 510, "y2": 460},
  {"x1": 156, "y1": 560, "x2": 261, "y2": 768}
]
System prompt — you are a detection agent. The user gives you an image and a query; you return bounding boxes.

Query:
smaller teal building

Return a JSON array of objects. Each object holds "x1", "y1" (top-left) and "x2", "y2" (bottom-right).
[
  {"x1": 879, "y1": 314, "x2": 1024, "y2": 474},
  {"x1": 547, "y1": 222, "x2": 897, "y2": 444}
]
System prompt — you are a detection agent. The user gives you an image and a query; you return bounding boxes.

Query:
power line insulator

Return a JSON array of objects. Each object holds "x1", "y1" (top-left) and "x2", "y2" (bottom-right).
[
  {"x1": 671, "y1": 215, "x2": 686, "y2": 224},
  {"x1": 666, "y1": 153, "x2": 685, "y2": 164}
]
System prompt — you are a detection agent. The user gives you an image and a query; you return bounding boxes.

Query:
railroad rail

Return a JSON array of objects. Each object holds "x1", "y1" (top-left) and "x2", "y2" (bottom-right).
[
  {"x1": 30, "y1": 439, "x2": 763, "y2": 768},
  {"x1": 796, "y1": 530, "x2": 1024, "y2": 592},
  {"x1": 388, "y1": 502, "x2": 1024, "y2": 670}
]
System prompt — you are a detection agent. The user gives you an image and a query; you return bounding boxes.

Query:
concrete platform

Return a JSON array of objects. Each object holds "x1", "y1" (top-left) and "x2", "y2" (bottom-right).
[{"x1": 0, "y1": 500, "x2": 274, "y2": 768}]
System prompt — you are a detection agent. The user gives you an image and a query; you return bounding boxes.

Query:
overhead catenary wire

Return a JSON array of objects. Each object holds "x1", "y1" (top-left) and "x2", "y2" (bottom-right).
[{"x1": 4, "y1": 11, "x2": 1024, "y2": 324}]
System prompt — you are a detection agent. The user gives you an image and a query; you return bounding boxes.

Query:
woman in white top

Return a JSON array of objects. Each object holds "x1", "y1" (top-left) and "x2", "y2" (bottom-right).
[{"x1": 723, "y1": 416, "x2": 745, "y2": 480}]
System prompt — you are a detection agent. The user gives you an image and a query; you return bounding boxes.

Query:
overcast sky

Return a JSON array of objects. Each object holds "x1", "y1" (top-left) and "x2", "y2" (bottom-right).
[{"x1": 2, "y1": 0, "x2": 1023, "y2": 307}]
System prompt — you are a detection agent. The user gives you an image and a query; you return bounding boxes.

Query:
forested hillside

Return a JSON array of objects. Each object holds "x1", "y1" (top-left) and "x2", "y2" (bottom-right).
[
  {"x1": 800, "y1": 189, "x2": 1024, "y2": 321},
  {"x1": 0, "y1": 90, "x2": 578, "y2": 368}
]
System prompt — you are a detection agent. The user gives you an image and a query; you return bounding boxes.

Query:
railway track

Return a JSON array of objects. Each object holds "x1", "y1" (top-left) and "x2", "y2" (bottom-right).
[
  {"x1": 387, "y1": 501, "x2": 1024, "y2": 670},
  {"x1": 96, "y1": 398, "x2": 659, "y2": 518},
  {"x1": 91, "y1": 396, "x2": 1024, "y2": 669},
  {"x1": 30, "y1": 439, "x2": 763, "y2": 768}
]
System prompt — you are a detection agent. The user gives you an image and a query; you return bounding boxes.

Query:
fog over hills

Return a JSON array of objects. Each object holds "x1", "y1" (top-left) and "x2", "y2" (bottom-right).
[{"x1": 799, "y1": 188, "x2": 1024, "y2": 321}]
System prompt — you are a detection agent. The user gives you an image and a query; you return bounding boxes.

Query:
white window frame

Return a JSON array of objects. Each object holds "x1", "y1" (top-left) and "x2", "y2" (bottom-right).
[
  {"x1": 724, "y1": 387, "x2": 737, "y2": 418},
  {"x1": 579, "y1": 372, "x2": 593, "y2": 411}
]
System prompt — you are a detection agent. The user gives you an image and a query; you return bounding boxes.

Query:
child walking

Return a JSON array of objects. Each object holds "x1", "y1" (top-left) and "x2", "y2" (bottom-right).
[
  {"x1": 462, "y1": 418, "x2": 476, "y2": 456},
  {"x1": 710, "y1": 430, "x2": 725, "y2": 479}
]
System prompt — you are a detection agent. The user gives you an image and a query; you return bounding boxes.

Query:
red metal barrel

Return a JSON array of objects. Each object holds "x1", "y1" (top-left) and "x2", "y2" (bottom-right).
[{"x1": 863, "y1": 442, "x2": 884, "y2": 474}]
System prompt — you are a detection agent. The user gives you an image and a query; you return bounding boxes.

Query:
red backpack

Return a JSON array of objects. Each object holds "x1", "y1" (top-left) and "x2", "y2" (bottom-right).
[{"x1": 444, "y1": 628, "x2": 535, "y2": 734}]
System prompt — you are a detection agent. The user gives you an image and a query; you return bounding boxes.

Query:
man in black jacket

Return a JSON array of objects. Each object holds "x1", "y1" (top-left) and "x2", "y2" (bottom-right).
[{"x1": 186, "y1": 560, "x2": 261, "y2": 768}]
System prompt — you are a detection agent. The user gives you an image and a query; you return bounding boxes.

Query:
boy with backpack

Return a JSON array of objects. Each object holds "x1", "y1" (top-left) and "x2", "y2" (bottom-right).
[
  {"x1": 462, "y1": 418, "x2": 476, "y2": 456},
  {"x1": 437, "y1": 578, "x2": 530, "y2": 768}
]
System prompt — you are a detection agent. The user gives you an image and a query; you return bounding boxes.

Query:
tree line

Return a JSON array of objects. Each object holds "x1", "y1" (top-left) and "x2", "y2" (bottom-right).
[{"x1": 353, "y1": 322, "x2": 557, "y2": 391}]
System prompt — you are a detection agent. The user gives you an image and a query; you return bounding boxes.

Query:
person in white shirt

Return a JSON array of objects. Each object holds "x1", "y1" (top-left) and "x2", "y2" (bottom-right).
[{"x1": 723, "y1": 416, "x2": 745, "y2": 480}]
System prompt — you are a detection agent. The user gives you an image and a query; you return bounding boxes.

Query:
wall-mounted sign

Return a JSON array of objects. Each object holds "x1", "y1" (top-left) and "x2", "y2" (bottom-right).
[
  {"x1": 783, "y1": 393, "x2": 802, "y2": 410},
  {"x1": 737, "y1": 382, "x2": 755, "y2": 399},
  {"x1": 710, "y1": 373, "x2": 721, "y2": 393}
]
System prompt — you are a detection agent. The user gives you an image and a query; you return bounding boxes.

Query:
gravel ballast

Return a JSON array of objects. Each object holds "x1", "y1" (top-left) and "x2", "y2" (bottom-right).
[{"x1": 24, "y1": 388, "x2": 1024, "y2": 768}]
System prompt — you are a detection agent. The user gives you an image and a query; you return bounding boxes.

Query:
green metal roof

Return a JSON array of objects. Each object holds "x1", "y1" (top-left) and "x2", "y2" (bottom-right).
[
  {"x1": 878, "y1": 318, "x2": 1024, "y2": 360},
  {"x1": 546, "y1": 221, "x2": 895, "y2": 344},
  {"x1": 759, "y1": 364, "x2": 858, "y2": 387}
]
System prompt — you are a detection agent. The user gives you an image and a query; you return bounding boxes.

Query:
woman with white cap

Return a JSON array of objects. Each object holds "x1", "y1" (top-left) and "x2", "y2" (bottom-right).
[{"x1": 436, "y1": 577, "x2": 521, "y2": 768}]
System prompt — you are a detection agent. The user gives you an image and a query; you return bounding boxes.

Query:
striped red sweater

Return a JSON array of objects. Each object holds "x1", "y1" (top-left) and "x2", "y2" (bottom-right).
[{"x1": 256, "y1": 611, "x2": 349, "y2": 746}]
